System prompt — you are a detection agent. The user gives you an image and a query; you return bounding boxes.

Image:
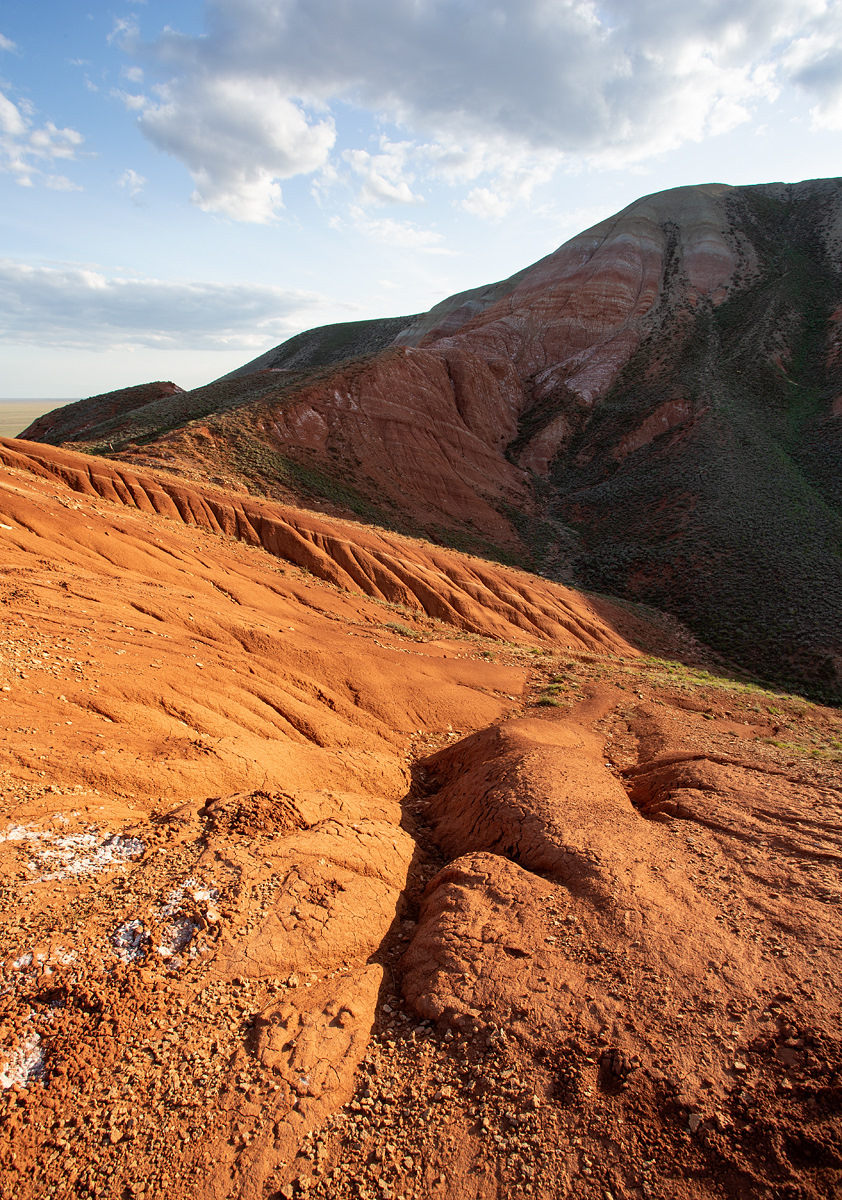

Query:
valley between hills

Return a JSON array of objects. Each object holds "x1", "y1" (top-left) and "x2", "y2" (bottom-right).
[{"x1": 2, "y1": 178, "x2": 842, "y2": 1200}]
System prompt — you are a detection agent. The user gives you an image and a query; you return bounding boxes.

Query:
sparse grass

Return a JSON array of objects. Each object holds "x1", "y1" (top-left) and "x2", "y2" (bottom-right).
[
  {"x1": 520, "y1": 188, "x2": 842, "y2": 706},
  {"x1": 229, "y1": 315, "x2": 418, "y2": 376},
  {"x1": 762, "y1": 736, "x2": 842, "y2": 762},
  {"x1": 426, "y1": 523, "x2": 528, "y2": 570},
  {"x1": 380, "y1": 621, "x2": 426, "y2": 642},
  {"x1": 638, "y1": 655, "x2": 808, "y2": 701}
]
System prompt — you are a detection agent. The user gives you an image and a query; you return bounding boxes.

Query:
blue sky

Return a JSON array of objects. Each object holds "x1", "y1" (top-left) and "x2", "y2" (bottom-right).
[{"x1": 2, "y1": 0, "x2": 842, "y2": 398}]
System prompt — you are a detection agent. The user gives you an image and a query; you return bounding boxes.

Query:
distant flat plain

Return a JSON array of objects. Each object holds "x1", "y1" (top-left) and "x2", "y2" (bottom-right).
[{"x1": 0, "y1": 400, "x2": 74, "y2": 440}]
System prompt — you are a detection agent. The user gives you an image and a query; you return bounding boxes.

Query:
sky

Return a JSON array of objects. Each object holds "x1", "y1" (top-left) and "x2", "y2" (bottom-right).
[{"x1": 1, "y1": 1, "x2": 842, "y2": 399}]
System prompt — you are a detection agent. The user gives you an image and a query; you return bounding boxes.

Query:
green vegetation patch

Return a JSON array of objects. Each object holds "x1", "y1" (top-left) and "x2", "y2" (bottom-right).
[
  {"x1": 212, "y1": 427, "x2": 400, "y2": 529},
  {"x1": 527, "y1": 186, "x2": 842, "y2": 705}
]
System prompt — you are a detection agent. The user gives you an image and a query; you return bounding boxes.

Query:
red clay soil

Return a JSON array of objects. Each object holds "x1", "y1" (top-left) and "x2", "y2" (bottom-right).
[
  {"x1": 0, "y1": 437, "x2": 637, "y2": 653},
  {"x1": 0, "y1": 438, "x2": 840, "y2": 1200}
]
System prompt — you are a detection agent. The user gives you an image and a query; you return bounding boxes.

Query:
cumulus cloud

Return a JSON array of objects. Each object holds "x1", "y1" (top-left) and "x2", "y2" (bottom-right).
[
  {"x1": 343, "y1": 140, "x2": 423, "y2": 206},
  {"x1": 461, "y1": 187, "x2": 510, "y2": 222},
  {"x1": 122, "y1": 0, "x2": 842, "y2": 222},
  {"x1": 0, "y1": 259, "x2": 324, "y2": 350},
  {"x1": 455, "y1": 145, "x2": 562, "y2": 220},
  {"x1": 781, "y1": 4, "x2": 842, "y2": 127},
  {"x1": 138, "y1": 74, "x2": 335, "y2": 221},
  {"x1": 0, "y1": 89, "x2": 83, "y2": 187}
]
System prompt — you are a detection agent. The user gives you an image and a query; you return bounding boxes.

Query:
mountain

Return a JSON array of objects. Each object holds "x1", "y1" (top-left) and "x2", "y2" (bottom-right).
[{"x1": 21, "y1": 178, "x2": 842, "y2": 701}]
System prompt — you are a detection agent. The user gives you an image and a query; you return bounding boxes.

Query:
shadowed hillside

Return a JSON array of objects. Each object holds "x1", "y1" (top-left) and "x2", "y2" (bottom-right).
[
  {"x1": 216, "y1": 314, "x2": 419, "y2": 380},
  {"x1": 20, "y1": 179, "x2": 842, "y2": 700}
]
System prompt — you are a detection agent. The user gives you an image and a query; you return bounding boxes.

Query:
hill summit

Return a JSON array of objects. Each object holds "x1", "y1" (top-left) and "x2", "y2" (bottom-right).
[{"x1": 21, "y1": 178, "x2": 842, "y2": 700}]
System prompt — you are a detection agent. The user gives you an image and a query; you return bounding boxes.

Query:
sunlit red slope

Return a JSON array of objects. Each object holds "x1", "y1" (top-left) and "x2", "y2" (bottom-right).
[{"x1": 0, "y1": 437, "x2": 840, "y2": 1200}]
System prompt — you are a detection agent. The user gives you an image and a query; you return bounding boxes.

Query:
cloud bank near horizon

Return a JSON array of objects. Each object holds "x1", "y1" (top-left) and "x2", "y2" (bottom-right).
[{"x1": 0, "y1": 260, "x2": 324, "y2": 350}]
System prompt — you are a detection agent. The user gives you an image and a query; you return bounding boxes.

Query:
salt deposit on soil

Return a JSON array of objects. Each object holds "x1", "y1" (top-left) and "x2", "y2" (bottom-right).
[
  {"x1": 156, "y1": 914, "x2": 198, "y2": 959},
  {"x1": 111, "y1": 919, "x2": 147, "y2": 963},
  {"x1": 1, "y1": 822, "x2": 145, "y2": 881},
  {"x1": 154, "y1": 880, "x2": 219, "y2": 957},
  {"x1": 0, "y1": 1031, "x2": 44, "y2": 1089}
]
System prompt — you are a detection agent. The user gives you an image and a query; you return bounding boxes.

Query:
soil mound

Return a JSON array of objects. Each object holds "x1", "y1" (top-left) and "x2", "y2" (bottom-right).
[{"x1": 0, "y1": 437, "x2": 840, "y2": 1199}]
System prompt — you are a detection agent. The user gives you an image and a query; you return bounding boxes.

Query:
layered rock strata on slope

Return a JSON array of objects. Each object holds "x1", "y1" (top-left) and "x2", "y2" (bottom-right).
[{"x1": 24, "y1": 179, "x2": 842, "y2": 697}]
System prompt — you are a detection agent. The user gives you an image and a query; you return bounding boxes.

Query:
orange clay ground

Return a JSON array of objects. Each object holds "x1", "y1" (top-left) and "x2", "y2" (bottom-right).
[{"x1": 0, "y1": 437, "x2": 840, "y2": 1200}]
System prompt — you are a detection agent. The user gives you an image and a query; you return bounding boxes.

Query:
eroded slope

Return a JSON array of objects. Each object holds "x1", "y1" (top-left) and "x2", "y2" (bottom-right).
[
  {"x1": 0, "y1": 439, "x2": 631, "y2": 1200},
  {"x1": 0, "y1": 440, "x2": 840, "y2": 1200},
  {"x1": 22, "y1": 179, "x2": 842, "y2": 699}
]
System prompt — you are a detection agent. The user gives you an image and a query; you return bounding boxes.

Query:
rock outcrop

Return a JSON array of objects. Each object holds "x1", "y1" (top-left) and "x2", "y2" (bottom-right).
[{"x1": 18, "y1": 179, "x2": 842, "y2": 698}]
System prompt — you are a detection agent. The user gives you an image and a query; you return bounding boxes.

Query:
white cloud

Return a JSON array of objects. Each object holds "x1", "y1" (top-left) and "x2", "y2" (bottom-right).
[
  {"x1": 456, "y1": 145, "x2": 562, "y2": 220},
  {"x1": 108, "y1": 16, "x2": 140, "y2": 47},
  {"x1": 112, "y1": 88, "x2": 148, "y2": 111},
  {"x1": 138, "y1": 74, "x2": 335, "y2": 222},
  {"x1": 0, "y1": 89, "x2": 83, "y2": 188},
  {"x1": 334, "y1": 210, "x2": 455, "y2": 254},
  {"x1": 28, "y1": 122, "x2": 82, "y2": 160},
  {"x1": 780, "y1": 5, "x2": 842, "y2": 127},
  {"x1": 343, "y1": 139, "x2": 423, "y2": 205},
  {"x1": 118, "y1": 168, "x2": 147, "y2": 197},
  {"x1": 44, "y1": 175, "x2": 83, "y2": 192},
  {"x1": 0, "y1": 92, "x2": 26, "y2": 139},
  {"x1": 0, "y1": 259, "x2": 325, "y2": 350},
  {"x1": 0, "y1": 33, "x2": 17, "y2": 53},
  {"x1": 121, "y1": 0, "x2": 842, "y2": 223},
  {"x1": 462, "y1": 187, "x2": 510, "y2": 222}
]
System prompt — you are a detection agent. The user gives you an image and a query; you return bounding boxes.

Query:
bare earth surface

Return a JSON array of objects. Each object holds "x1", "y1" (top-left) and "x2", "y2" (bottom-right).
[{"x1": 0, "y1": 438, "x2": 840, "y2": 1200}]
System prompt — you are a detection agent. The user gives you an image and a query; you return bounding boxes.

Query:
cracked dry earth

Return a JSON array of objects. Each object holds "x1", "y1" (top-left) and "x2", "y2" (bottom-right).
[{"x1": 0, "y1": 441, "x2": 840, "y2": 1200}]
